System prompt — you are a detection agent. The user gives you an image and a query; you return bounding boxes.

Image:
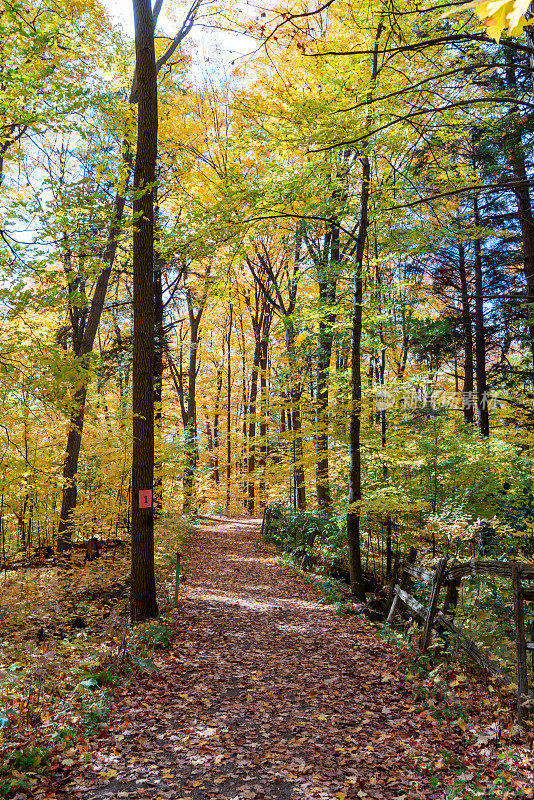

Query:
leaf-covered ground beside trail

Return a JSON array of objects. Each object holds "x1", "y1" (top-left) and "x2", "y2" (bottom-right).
[
  {"x1": 37, "y1": 518, "x2": 534, "y2": 799},
  {"x1": 0, "y1": 515, "x2": 187, "y2": 784}
]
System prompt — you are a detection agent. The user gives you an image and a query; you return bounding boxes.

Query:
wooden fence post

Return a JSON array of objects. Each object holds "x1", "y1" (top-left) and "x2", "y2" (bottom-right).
[
  {"x1": 387, "y1": 546, "x2": 417, "y2": 624},
  {"x1": 512, "y1": 563, "x2": 530, "y2": 724},
  {"x1": 442, "y1": 573, "x2": 461, "y2": 620},
  {"x1": 440, "y1": 570, "x2": 461, "y2": 652},
  {"x1": 260, "y1": 506, "x2": 269, "y2": 540},
  {"x1": 419, "y1": 557, "x2": 447, "y2": 654}
]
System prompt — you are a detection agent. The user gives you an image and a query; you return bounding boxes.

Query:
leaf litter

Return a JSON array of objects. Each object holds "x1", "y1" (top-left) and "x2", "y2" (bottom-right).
[{"x1": 31, "y1": 517, "x2": 534, "y2": 799}]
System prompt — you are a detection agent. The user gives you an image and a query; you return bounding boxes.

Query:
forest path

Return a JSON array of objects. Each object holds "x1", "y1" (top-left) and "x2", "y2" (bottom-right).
[{"x1": 55, "y1": 516, "x2": 488, "y2": 800}]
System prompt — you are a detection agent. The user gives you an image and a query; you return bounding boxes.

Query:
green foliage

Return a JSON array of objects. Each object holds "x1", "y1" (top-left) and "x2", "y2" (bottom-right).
[
  {"x1": 0, "y1": 746, "x2": 48, "y2": 799},
  {"x1": 334, "y1": 600, "x2": 357, "y2": 617},
  {"x1": 0, "y1": 607, "x2": 8, "y2": 637},
  {"x1": 131, "y1": 619, "x2": 172, "y2": 652},
  {"x1": 318, "y1": 578, "x2": 343, "y2": 604},
  {"x1": 491, "y1": 478, "x2": 534, "y2": 557},
  {"x1": 10, "y1": 746, "x2": 47, "y2": 772},
  {"x1": 263, "y1": 504, "x2": 347, "y2": 569},
  {"x1": 52, "y1": 725, "x2": 77, "y2": 744},
  {"x1": 80, "y1": 693, "x2": 111, "y2": 736},
  {"x1": 79, "y1": 669, "x2": 114, "y2": 689},
  {"x1": 131, "y1": 656, "x2": 158, "y2": 673}
]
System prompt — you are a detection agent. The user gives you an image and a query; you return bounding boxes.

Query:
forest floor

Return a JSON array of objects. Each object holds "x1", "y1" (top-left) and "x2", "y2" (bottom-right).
[{"x1": 33, "y1": 516, "x2": 534, "y2": 800}]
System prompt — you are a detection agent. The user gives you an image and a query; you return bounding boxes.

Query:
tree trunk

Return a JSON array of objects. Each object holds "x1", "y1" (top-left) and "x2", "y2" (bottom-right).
[
  {"x1": 258, "y1": 339, "x2": 268, "y2": 509},
  {"x1": 347, "y1": 155, "x2": 370, "y2": 602},
  {"x1": 505, "y1": 56, "x2": 534, "y2": 366},
  {"x1": 346, "y1": 22, "x2": 383, "y2": 599},
  {"x1": 247, "y1": 343, "x2": 260, "y2": 515},
  {"x1": 212, "y1": 366, "x2": 222, "y2": 485},
  {"x1": 56, "y1": 1, "x2": 197, "y2": 553},
  {"x1": 153, "y1": 221, "x2": 164, "y2": 515},
  {"x1": 183, "y1": 313, "x2": 200, "y2": 514},
  {"x1": 458, "y1": 242, "x2": 475, "y2": 425},
  {"x1": 292, "y1": 400, "x2": 306, "y2": 511},
  {"x1": 226, "y1": 307, "x2": 232, "y2": 511},
  {"x1": 130, "y1": 0, "x2": 158, "y2": 623},
  {"x1": 240, "y1": 319, "x2": 248, "y2": 511},
  {"x1": 316, "y1": 228, "x2": 336, "y2": 511},
  {"x1": 57, "y1": 385, "x2": 88, "y2": 552},
  {"x1": 284, "y1": 319, "x2": 306, "y2": 511},
  {"x1": 472, "y1": 195, "x2": 489, "y2": 437},
  {"x1": 56, "y1": 194, "x2": 128, "y2": 554}
]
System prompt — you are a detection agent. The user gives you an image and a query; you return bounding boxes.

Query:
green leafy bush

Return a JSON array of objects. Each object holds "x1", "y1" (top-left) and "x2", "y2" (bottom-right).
[
  {"x1": 263, "y1": 504, "x2": 347, "y2": 571},
  {"x1": 131, "y1": 619, "x2": 172, "y2": 652}
]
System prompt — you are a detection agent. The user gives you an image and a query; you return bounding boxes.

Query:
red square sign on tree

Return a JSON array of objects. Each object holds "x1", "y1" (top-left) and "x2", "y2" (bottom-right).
[{"x1": 139, "y1": 489, "x2": 153, "y2": 508}]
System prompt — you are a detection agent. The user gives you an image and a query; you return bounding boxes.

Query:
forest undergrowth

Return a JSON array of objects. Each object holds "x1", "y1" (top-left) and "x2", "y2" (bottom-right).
[
  {"x1": 1, "y1": 516, "x2": 533, "y2": 800},
  {"x1": 0, "y1": 515, "x2": 189, "y2": 798}
]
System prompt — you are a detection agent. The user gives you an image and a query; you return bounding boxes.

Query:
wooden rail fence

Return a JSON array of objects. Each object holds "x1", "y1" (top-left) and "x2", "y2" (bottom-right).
[{"x1": 387, "y1": 551, "x2": 534, "y2": 723}]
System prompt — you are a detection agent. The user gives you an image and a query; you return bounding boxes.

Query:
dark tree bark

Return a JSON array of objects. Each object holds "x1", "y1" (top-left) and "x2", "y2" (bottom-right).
[
  {"x1": 226, "y1": 306, "x2": 233, "y2": 511},
  {"x1": 346, "y1": 19, "x2": 383, "y2": 599},
  {"x1": 258, "y1": 338, "x2": 268, "y2": 509},
  {"x1": 182, "y1": 310, "x2": 200, "y2": 513},
  {"x1": 303, "y1": 158, "x2": 352, "y2": 512},
  {"x1": 458, "y1": 242, "x2": 475, "y2": 425},
  {"x1": 239, "y1": 317, "x2": 248, "y2": 511},
  {"x1": 182, "y1": 270, "x2": 210, "y2": 513},
  {"x1": 153, "y1": 208, "x2": 164, "y2": 515},
  {"x1": 245, "y1": 236, "x2": 304, "y2": 510},
  {"x1": 212, "y1": 364, "x2": 223, "y2": 485},
  {"x1": 241, "y1": 274, "x2": 273, "y2": 515},
  {"x1": 247, "y1": 343, "x2": 260, "y2": 515},
  {"x1": 473, "y1": 195, "x2": 489, "y2": 437},
  {"x1": 347, "y1": 155, "x2": 369, "y2": 602},
  {"x1": 505, "y1": 56, "x2": 534, "y2": 366},
  {"x1": 291, "y1": 401, "x2": 306, "y2": 509},
  {"x1": 56, "y1": 0, "x2": 200, "y2": 553},
  {"x1": 130, "y1": 0, "x2": 158, "y2": 623},
  {"x1": 315, "y1": 223, "x2": 336, "y2": 511},
  {"x1": 285, "y1": 317, "x2": 306, "y2": 511},
  {"x1": 56, "y1": 192, "x2": 127, "y2": 554}
]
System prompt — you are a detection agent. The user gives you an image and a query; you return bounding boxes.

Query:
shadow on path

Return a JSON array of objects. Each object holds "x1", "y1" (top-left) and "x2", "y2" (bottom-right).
[{"x1": 55, "y1": 516, "x2": 479, "y2": 800}]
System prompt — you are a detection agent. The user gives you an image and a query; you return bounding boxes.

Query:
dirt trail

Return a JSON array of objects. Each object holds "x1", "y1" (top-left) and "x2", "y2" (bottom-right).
[{"x1": 53, "y1": 516, "x2": 498, "y2": 800}]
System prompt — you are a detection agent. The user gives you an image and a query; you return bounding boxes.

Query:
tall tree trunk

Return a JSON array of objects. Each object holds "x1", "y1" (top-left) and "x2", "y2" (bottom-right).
[
  {"x1": 153, "y1": 222, "x2": 164, "y2": 515},
  {"x1": 316, "y1": 225, "x2": 336, "y2": 511},
  {"x1": 346, "y1": 16, "x2": 383, "y2": 598},
  {"x1": 284, "y1": 319, "x2": 306, "y2": 511},
  {"x1": 212, "y1": 366, "x2": 222, "y2": 485},
  {"x1": 56, "y1": 188, "x2": 129, "y2": 553},
  {"x1": 258, "y1": 339, "x2": 268, "y2": 509},
  {"x1": 347, "y1": 155, "x2": 370, "y2": 601},
  {"x1": 204, "y1": 406, "x2": 215, "y2": 469},
  {"x1": 505, "y1": 56, "x2": 534, "y2": 366},
  {"x1": 130, "y1": 0, "x2": 158, "y2": 622},
  {"x1": 183, "y1": 312, "x2": 200, "y2": 514},
  {"x1": 458, "y1": 242, "x2": 475, "y2": 424},
  {"x1": 179, "y1": 269, "x2": 210, "y2": 513},
  {"x1": 247, "y1": 344, "x2": 260, "y2": 515},
  {"x1": 240, "y1": 318, "x2": 248, "y2": 511},
  {"x1": 473, "y1": 195, "x2": 490, "y2": 437},
  {"x1": 56, "y1": 2, "x2": 198, "y2": 553},
  {"x1": 57, "y1": 386, "x2": 88, "y2": 552},
  {"x1": 226, "y1": 306, "x2": 232, "y2": 511},
  {"x1": 292, "y1": 401, "x2": 306, "y2": 511}
]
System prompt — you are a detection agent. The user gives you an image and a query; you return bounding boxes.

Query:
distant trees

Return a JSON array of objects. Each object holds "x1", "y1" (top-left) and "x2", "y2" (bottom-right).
[{"x1": 3, "y1": 0, "x2": 534, "y2": 609}]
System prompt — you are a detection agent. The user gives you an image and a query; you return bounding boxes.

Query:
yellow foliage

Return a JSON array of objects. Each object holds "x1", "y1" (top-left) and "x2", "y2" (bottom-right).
[{"x1": 450, "y1": 0, "x2": 531, "y2": 41}]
